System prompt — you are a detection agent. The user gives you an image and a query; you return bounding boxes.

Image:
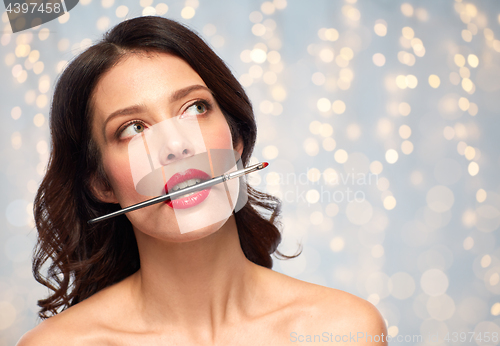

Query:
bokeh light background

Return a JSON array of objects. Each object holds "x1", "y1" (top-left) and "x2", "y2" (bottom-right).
[{"x1": 1, "y1": 0, "x2": 500, "y2": 344}]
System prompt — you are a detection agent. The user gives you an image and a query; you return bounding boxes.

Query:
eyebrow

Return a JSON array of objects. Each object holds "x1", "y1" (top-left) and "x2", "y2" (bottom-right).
[{"x1": 101, "y1": 84, "x2": 213, "y2": 140}]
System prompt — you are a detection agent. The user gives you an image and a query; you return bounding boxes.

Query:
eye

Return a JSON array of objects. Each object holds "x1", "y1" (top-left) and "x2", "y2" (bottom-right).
[
  {"x1": 119, "y1": 121, "x2": 147, "y2": 139},
  {"x1": 184, "y1": 101, "x2": 208, "y2": 117}
]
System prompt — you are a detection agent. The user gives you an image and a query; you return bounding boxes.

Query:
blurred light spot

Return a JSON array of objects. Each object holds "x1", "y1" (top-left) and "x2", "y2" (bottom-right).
[
  {"x1": 410, "y1": 171, "x2": 423, "y2": 185},
  {"x1": 463, "y1": 236, "x2": 474, "y2": 250},
  {"x1": 398, "y1": 102, "x2": 411, "y2": 116},
  {"x1": 491, "y1": 303, "x2": 500, "y2": 316},
  {"x1": 330, "y1": 237, "x2": 345, "y2": 252},
  {"x1": 267, "y1": 51, "x2": 281, "y2": 64},
  {"x1": 312, "y1": 72, "x2": 325, "y2": 85},
  {"x1": 399, "y1": 125, "x2": 411, "y2": 139},
  {"x1": 468, "y1": 161, "x2": 479, "y2": 176},
  {"x1": 365, "y1": 272, "x2": 390, "y2": 298},
  {"x1": 370, "y1": 161, "x2": 383, "y2": 175},
  {"x1": 372, "y1": 53, "x2": 385, "y2": 66},
  {"x1": 427, "y1": 294, "x2": 455, "y2": 321},
  {"x1": 374, "y1": 20, "x2": 387, "y2": 36},
  {"x1": 325, "y1": 203, "x2": 339, "y2": 217},
  {"x1": 421, "y1": 269, "x2": 449, "y2": 296},
  {"x1": 323, "y1": 168, "x2": 338, "y2": 186},
  {"x1": 307, "y1": 168, "x2": 321, "y2": 182},
  {"x1": 334, "y1": 149, "x2": 348, "y2": 163},
  {"x1": 426, "y1": 185, "x2": 454, "y2": 213},
  {"x1": 377, "y1": 177, "x2": 390, "y2": 191},
  {"x1": 33, "y1": 61, "x2": 44, "y2": 74},
  {"x1": 263, "y1": 71, "x2": 277, "y2": 85},
  {"x1": 303, "y1": 138, "x2": 319, "y2": 156},
  {"x1": 462, "y1": 209, "x2": 476, "y2": 228},
  {"x1": 249, "y1": 65, "x2": 263, "y2": 79},
  {"x1": 0, "y1": 301, "x2": 17, "y2": 330},
  {"x1": 38, "y1": 28, "x2": 49, "y2": 40},
  {"x1": 325, "y1": 28, "x2": 339, "y2": 41},
  {"x1": 11, "y1": 106, "x2": 21, "y2": 120},
  {"x1": 401, "y1": 3, "x2": 414, "y2": 17},
  {"x1": 468, "y1": 102, "x2": 478, "y2": 116},
  {"x1": 261, "y1": 1, "x2": 275, "y2": 15},
  {"x1": 310, "y1": 211, "x2": 323, "y2": 225},
  {"x1": 346, "y1": 200, "x2": 373, "y2": 225},
  {"x1": 306, "y1": 189, "x2": 320, "y2": 203},
  {"x1": 481, "y1": 255, "x2": 492, "y2": 268},
  {"x1": 454, "y1": 54, "x2": 465, "y2": 67},
  {"x1": 11, "y1": 132, "x2": 22, "y2": 149},
  {"x1": 181, "y1": 7, "x2": 195, "y2": 19},
  {"x1": 319, "y1": 124, "x2": 333, "y2": 137},
  {"x1": 339, "y1": 123, "x2": 357, "y2": 141},
  {"x1": 385, "y1": 149, "x2": 398, "y2": 164},
  {"x1": 249, "y1": 11, "x2": 263, "y2": 23},
  {"x1": 273, "y1": 0, "x2": 287, "y2": 10},
  {"x1": 58, "y1": 12, "x2": 70, "y2": 24},
  {"x1": 271, "y1": 86, "x2": 286, "y2": 101},
  {"x1": 33, "y1": 113, "x2": 45, "y2": 127},
  {"x1": 36, "y1": 94, "x2": 48, "y2": 108},
  {"x1": 458, "y1": 97, "x2": 469, "y2": 111},
  {"x1": 389, "y1": 272, "x2": 415, "y2": 299},
  {"x1": 342, "y1": 5, "x2": 360, "y2": 21},
  {"x1": 459, "y1": 66, "x2": 470, "y2": 78},
  {"x1": 464, "y1": 146, "x2": 475, "y2": 160},
  {"x1": 36, "y1": 140, "x2": 48, "y2": 154},
  {"x1": 402, "y1": 26, "x2": 414, "y2": 39},
  {"x1": 262, "y1": 145, "x2": 278, "y2": 160},
  {"x1": 367, "y1": 294, "x2": 380, "y2": 305},
  {"x1": 252, "y1": 23, "x2": 266, "y2": 36},
  {"x1": 322, "y1": 138, "x2": 336, "y2": 151},
  {"x1": 429, "y1": 74, "x2": 440, "y2": 88},
  {"x1": 462, "y1": 78, "x2": 473, "y2": 92},
  {"x1": 101, "y1": 0, "x2": 113, "y2": 8},
  {"x1": 371, "y1": 244, "x2": 384, "y2": 258},
  {"x1": 317, "y1": 98, "x2": 331, "y2": 112},
  {"x1": 250, "y1": 49, "x2": 267, "y2": 63},
  {"x1": 383, "y1": 196, "x2": 396, "y2": 210},
  {"x1": 462, "y1": 30, "x2": 472, "y2": 42},
  {"x1": 457, "y1": 141, "x2": 467, "y2": 155},
  {"x1": 152, "y1": 3, "x2": 167, "y2": 15},
  {"x1": 332, "y1": 100, "x2": 346, "y2": 114},
  {"x1": 401, "y1": 140, "x2": 413, "y2": 155},
  {"x1": 116, "y1": 5, "x2": 129, "y2": 17},
  {"x1": 476, "y1": 189, "x2": 487, "y2": 203},
  {"x1": 266, "y1": 172, "x2": 280, "y2": 185},
  {"x1": 240, "y1": 50, "x2": 252, "y2": 63},
  {"x1": 319, "y1": 48, "x2": 334, "y2": 63}
]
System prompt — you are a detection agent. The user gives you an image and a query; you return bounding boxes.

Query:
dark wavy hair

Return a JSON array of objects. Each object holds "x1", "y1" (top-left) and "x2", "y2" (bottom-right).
[{"x1": 33, "y1": 16, "x2": 298, "y2": 320}]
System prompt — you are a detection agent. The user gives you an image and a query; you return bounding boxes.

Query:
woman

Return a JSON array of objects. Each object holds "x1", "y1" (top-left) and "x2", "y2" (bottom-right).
[{"x1": 18, "y1": 16, "x2": 386, "y2": 345}]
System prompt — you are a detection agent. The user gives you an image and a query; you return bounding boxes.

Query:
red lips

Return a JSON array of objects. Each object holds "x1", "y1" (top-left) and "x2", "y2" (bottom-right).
[{"x1": 164, "y1": 168, "x2": 212, "y2": 209}]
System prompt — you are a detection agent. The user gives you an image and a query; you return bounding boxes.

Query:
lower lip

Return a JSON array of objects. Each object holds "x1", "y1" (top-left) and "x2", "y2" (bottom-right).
[{"x1": 165, "y1": 186, "x2": 211, "y2": 209}]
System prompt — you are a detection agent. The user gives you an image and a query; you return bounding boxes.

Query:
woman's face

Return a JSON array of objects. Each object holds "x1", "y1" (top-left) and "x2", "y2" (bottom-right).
[{"x1": 90, "y1": 52, "x2": 243, "y2": 241}]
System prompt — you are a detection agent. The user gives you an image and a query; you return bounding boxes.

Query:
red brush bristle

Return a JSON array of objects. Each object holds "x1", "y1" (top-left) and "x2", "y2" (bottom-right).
[{"x1": 262, "y1": 162, "x2": 269, "y2": 168}]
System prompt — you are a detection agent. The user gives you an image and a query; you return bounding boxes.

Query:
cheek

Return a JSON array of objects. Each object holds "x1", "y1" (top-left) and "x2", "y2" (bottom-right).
[
  {"x1": 204, "y1": 117, "x2": 233, "y2": 149},
  {"x1": 102, "y1": 152, "x2": 137, "y2": 200}
]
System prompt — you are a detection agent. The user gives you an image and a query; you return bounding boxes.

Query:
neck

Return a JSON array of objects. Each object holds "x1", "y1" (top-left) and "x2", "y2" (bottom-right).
[{"x1": 129, "y1": 214, "x2": 260, "y2": 336}]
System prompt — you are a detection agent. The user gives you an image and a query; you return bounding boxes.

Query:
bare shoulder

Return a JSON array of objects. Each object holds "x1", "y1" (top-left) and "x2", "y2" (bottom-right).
[
  {"x1": 263, "y1": 268, "x2": 387, "y2": 344},
  {"x1": 16, "y1": 309, "x2": 84, "y2": 346},
  {"x1": 16, "y1": 279, "x2": 131, "y2": 346}
]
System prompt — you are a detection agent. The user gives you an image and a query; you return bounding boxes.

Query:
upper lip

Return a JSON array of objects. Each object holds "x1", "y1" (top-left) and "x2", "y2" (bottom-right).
[{"x1": 165, "y1": 169, "x2": 211, "y2": 193}]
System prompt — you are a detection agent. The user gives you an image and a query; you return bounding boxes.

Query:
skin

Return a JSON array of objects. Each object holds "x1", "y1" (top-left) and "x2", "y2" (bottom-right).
[{"x1": 17, "y1": 53, "x2": 387, "y2": 346}]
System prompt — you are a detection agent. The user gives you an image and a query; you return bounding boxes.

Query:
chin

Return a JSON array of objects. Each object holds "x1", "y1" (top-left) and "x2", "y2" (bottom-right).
[{"x1": 137, "y1": 216, "x2": 230, "y2": 243}]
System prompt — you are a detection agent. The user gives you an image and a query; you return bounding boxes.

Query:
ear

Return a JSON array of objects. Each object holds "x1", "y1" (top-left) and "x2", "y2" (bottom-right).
[
  {"x1": 234, "y1": 138, "x2": 244, "y2": 159},
  {"x1": 90, "y1": 175, "x2": 119, "y2": 204}
]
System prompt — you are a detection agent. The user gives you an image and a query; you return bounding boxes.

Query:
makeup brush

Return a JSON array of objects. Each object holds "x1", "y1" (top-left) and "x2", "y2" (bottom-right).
[{"x1": 88, "y1": 162, "x2": 269, "y2": 224}]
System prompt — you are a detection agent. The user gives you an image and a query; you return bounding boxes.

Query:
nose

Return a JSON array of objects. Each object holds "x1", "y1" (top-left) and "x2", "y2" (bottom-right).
[{"x1": 158, "y1": 122, "x2": 196, "y2": 166}]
